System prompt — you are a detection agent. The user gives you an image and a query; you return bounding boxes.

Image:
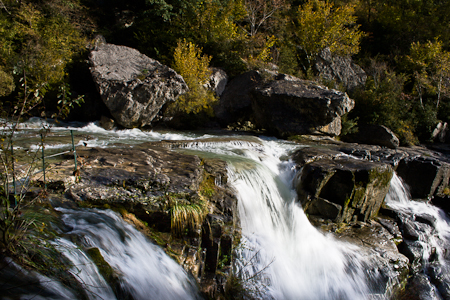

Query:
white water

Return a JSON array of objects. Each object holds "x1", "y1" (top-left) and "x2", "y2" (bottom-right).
[
  {"x1": 183, "y1": 138, "x2": 373, "y2": 299},
  {"x1": 6, "y1": 119, "x2": 383, "y2": 299},
  {"x1": 385, "y1": 174, "x2": 450, "y2": 272},
  {"x1": 56, "y1": 208, "x2": 200, "y2": 300}
]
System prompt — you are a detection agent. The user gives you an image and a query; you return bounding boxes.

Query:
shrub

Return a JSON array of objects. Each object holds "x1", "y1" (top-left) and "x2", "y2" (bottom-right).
[{"x1": 170, "y1": 39, "x2": 217, "y2": 116}]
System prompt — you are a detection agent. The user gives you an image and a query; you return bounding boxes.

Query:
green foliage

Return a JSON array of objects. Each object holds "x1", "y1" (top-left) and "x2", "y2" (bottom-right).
[
  {"x1": 406, "y1": 39, "x2": 450, "y2": 110},
  {"x1": 171, "y1": 39, "x2": 217, "y2": 115},
  {"x1": 295, "y1": 0, "x2": 365, "y2": 70},
  {"x1": 0, "y1": 0, "x2": 86, "y2": 118},
  {"x1": 350, "y1": 67, "x2": 420, "y2": 145},
  {"x1": 0, "y1": 67, "x2": 14, "y2": 97},
  {"x1": 340, "y1": 114, "x2": 358, "y2": 137},
  {"x1": 169, "y1": 196, "x2": 208, "y2": 237}
]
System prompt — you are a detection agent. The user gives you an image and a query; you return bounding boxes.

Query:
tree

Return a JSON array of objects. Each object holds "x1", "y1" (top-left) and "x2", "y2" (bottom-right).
[
  {"x1": 295, "y1": 0, "x2": 365, "y2": 70},
  {"x1": 171, "y1": 39, "x2": 217, "y2": 115},
  {"x1": 0, "y1": 0, "x2": 84, "y2": 255},
  {"x1": 243, "y1": 0, "x2": 286, "y2": 36},
  {"x1": 407, "y1": 39, "x2": 450, "y2": 110}
]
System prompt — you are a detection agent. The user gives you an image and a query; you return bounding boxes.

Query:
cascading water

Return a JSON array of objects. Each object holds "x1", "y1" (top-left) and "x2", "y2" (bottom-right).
[
  {"x1": 4, "y1": 119, "x2": 391, "y2": 299},
  {"x1": 183, "y1": 138, "x2": 375, "y2": 299},
  {"x1": 385, "y1": 173, "x2": 450, "y2": 297},
  {"x1": 55, "y1": 208, "x2": 201, "y2": 300}
]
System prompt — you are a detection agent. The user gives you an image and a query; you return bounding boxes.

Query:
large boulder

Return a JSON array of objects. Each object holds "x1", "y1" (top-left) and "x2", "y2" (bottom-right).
[
  {"x1": 294, "y1": 153, "x2": 393, "y2": 223},
  {"x1": 314, "y1": 47, "x2": 367, "y2": 91},
  {"x1": 89, "y1": 44, "x2": 188, "y2": 128},
  {"x1": 396, "y1": 156, "x2": 450, "y2": 200},
  {"x1": 214, "y1": 71, "x2": 262, "y2": 126},
  {"x1": 251, "y1": 74, "x2": 354, "y2": 137},
  {"x1": 343, "y1": 124, "x2": 400, "y2": 149}
]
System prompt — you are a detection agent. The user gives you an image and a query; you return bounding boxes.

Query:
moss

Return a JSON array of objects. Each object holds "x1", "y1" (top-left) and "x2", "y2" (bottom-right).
[
  {"x1": 86, "y1": 248, "x2": 118, "y2": 285},
  {"x1": 199, "y1": 171, "x2": 216, "y2": 199},
  {"x1": 369, "y1": 167, "x2": 393, "y2": 188}
]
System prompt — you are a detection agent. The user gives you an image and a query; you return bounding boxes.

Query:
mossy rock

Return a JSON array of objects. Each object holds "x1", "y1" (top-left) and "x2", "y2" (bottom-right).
[{"x1": 296, "y1": 158, "x2": 393, "y2": 223}]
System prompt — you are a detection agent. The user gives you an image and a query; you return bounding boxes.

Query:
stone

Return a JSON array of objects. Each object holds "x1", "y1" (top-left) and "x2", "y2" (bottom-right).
[
  {"x1": 314, "y1": 47, "x2": 367, "y2": 91},
  {"x1": 89, "y1": 43, "x2": 188, "y2": 128},
  {"x1": 99, "y1": 115, "x2": 115, "y2": 130},
  {"x1": 432, "y1": 121, "x2": 448, "y2": 143},
  {"x1": 295, "y1": 156, "x2": 393, "y2": 223},
  {"x1": 251, "y1": 74, "x2": 354, "y2": 137},
  {"x1": 214, "y1": 70, "x2": 262, "y2": 126},
  {"x1": 314, "y1": 219, "x2": 409, "y2": 297},
  {"x1": 404, "y1": 274, "x2": 442, "y2": 300},
  {"x1": 396, "y1": 156, "x2": 450, "y2": 199},
  {"x1": 343, "y1": 124, "x2": 400, "y2": 149},
  {"x1": 204, "y1": 68, "x2": 228, "y2": 96}
]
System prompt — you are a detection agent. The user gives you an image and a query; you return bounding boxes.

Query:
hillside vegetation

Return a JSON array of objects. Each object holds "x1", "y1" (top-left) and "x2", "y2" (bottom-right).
[{"x1": 2, "y1": 0, "x2": 450, "y2": 144}]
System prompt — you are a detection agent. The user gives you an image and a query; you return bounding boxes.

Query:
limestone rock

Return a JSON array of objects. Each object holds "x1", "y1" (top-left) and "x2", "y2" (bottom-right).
[
  {"x1": 295, "y1": 156, "x2": 393, "y2": 223},
  {"x1": 251, "y1": 74, "x2": 354, "y2": 137},
  {"x1": 204, "y1": 68, "x2": 228, "y2": 96},
  {"x1": 314, "y1": 47, "x2": 367, "y2": 91},
  {"x1": 89, "y1": 44, "x2": 188, "y2": 128}
]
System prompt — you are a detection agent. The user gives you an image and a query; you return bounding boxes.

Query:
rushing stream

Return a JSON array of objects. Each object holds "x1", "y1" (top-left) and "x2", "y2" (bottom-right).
[{"x1": 3, "y1": 118, "x2": 450, "y2": 299}]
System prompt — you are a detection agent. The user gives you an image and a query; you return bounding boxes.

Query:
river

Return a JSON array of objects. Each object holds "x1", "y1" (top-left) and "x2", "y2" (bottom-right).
[{"x1": 3, "y1": 118, "x2": 450, "y2": 299}]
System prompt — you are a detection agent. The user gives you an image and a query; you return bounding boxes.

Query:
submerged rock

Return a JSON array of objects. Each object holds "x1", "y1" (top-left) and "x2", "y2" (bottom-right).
[{"x1": 89, "y1": 43, "x2": 188, "y2": 128}]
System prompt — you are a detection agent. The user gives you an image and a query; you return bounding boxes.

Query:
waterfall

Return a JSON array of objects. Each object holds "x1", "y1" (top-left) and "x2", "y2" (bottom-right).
[
  {"x1": 385, "y1": 174, "x2": 450, "y2": 267},
  {"x1": 55, "y1": 208, "x2": 201, "y2": 300},
  {"x1": 186, "y1": 138, "x2": 373, "y2": 299},
  {"x1": 385, "y1": 173, "x2": 450, "y2": 297}
]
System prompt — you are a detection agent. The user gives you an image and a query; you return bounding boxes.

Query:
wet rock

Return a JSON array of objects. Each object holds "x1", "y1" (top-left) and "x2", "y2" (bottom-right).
[
  {"x1": 99, "y1": 115, "x2": 115, "y2": 130},
  {"x1": 63, "y1": 140, "x2": 240, "y2": 296},
  {"x1": 324, "y1": 220, "x2": 409, "y2": 296},
  {"x1": 428, "y1": 262, "x2": 450, "y2": 299},
  {"x1": 396, "y1": 156, "x2": 450, "y2": 200},
  {"x1": 295, "y1": 156, "x2": 393, "y2": 223},
  {"x1": 404, "y1": 274, "x2": 442, "y2": 300},
  {"x1": 251, "y1": 74, "x2": 354, "y2": 137},
  {"x1": 291, "y1": 146, "x2": 345, "y2": 166},
  {"x1": 89, "y1": 43, "x2": 188, "y2": 128},
  {"x1": 377, "y1": 217, "x2": 403, "y2": 245},
  {"x1": 431, "y1": 194, "x2": 450, "y2": 214}
]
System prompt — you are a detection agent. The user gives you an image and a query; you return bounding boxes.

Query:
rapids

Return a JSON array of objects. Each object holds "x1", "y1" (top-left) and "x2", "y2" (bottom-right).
[{"x1": 3, "y1": 119, "x2": 450, "y2": 299}]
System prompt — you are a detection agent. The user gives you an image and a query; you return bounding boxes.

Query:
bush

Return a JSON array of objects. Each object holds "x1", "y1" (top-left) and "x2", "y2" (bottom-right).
[{"x1": 170, "y1": 39, "x2": 217, "y2": 116}]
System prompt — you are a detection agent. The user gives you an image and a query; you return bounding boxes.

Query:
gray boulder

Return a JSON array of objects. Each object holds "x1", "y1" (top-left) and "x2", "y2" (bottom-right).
[
  {"x1": 214, "y1": 70, "x2": 262, "y2": 126},
  {"x1": 89, "y1": 44, "x2": 188, "y2": 128},
  {"x1": 314, "y1": 47, "x2": 367, "y2": 91},
  {"x1": 396, "y1": 155, "x2": 450, "y2": 200},
  {"x1": 294, "y1": 154, "x2": 393, "y2": 223},
  {"x1": 343, "y1": 124, "x2": 400, "y2": 149},
  {"x1": 204, "y1": 68, "x2": 228, "y2": 97},
  {"x1": 251, "y1": 74, "x2": 354, "y2": 137}
]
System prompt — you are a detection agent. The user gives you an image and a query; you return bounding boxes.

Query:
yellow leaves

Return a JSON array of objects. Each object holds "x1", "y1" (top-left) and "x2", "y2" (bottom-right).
[
  {"x1": 296, "y1": 0, "x2": 364, "y2": 61},
  {"x1": 172, "y1": 40, "x2": 217, "y2": 115},
  {"x1": 194, "y1": 0, "x2": 245, "y2": 44},
  {"x1": 257, "y1": 35, "x2": 277, "y2": 62}
]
